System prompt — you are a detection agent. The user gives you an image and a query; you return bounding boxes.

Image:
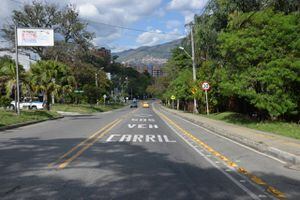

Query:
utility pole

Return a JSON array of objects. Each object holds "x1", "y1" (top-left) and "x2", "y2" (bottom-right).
[
  {"x1": 14, "y1": 25, "x2": 20, "y2": 115},
  {"x1": 187, "y1": 22, "x2": 198, "y2": 114},
  {"x1": 95, "y1": 73, "x2": 98, "y2": 87}
]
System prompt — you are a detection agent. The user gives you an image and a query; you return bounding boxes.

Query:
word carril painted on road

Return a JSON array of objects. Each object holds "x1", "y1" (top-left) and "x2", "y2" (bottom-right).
[{"x1": 106, "y1": 134, "x2": 176, "y2": 143}]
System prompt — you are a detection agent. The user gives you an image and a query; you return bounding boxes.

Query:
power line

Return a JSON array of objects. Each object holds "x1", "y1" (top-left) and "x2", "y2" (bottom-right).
[
  {"x1": 9, "y1": 0, "x2": 23, "y2": 5},
  {"x1": 82, "y1": 18, "x2": 184, "y2": 37},
  {"x1": 8, "y1": 0, "x2": 185, "y2": 37}
]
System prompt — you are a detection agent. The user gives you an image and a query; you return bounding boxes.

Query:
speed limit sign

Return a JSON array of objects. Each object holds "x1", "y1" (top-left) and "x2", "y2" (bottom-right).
[{"x1": 201, "y1": 82, "x2": 210, "y2": 91}]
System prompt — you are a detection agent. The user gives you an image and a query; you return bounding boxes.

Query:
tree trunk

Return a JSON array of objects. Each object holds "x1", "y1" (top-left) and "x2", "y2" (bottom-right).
[
  {"x1": 176, "y1": 99, "x2": 179, "y2": 110},
  {"x1": 43, "y1": 91, "x2": 50, "y2": 110}
]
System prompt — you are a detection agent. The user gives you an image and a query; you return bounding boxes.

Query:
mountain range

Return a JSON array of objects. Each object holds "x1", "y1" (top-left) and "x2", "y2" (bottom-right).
[{"x1": 114, "y1": 39, "x2": 182, "y2": 66}]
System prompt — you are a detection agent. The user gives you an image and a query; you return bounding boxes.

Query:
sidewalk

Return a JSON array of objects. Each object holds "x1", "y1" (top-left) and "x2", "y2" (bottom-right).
[{"x1": 162, "y1": 106, "x2": 300, "y2": 166}]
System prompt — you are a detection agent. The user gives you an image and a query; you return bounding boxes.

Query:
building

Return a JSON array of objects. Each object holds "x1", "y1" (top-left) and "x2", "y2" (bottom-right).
[
  {"x1": 152, "y1": 66, "x2": 163, "y2": 78},
  {"x1": 94, "y1": 47, "x2": 111, "y2": 59},
  {"x1": 0, "y1": 48, "x2": 37, "y2": 71}
]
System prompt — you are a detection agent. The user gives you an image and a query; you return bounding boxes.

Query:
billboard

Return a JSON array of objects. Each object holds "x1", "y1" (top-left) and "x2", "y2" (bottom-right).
[{"x1": 17, "y1": 28, "x2": 54, "y2": 46}]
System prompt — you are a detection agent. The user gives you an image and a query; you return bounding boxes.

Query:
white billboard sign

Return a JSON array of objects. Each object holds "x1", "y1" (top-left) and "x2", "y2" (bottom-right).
[{"x1": 17, "y1": 28, "x2": 54, "y2": 46}]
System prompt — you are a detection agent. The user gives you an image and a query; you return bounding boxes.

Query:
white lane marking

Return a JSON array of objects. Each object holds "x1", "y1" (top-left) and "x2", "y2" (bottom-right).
[
  {"x1": 138, "y1": 124, "x2": 147, "y2": 129},
  {"x1": 128, "y1": 124, "x2": 159, "y2": 129},
  {"x1": 128, "y1": 124, "x2": 136, "y2": 128},
  {"x1": 163, "y1": 135, "x2": 176, "y2": 143},
  {"x1": 134, "y1": 114, "x2": 152, "y2": 117},
  {"x1": 146, "y1": 135, "x2": 156, "y2": 142},
  {"x1": 133, "y1": 135, "x2": 143, "y2": 142},
  {"x1": 120, "y1": 134, "x2": 132, "y2": 142},
  {"x1": 165, "y1": 110, "x2": 286, "y2": 164},
  {"x1": 106, "y1": 134, "x2": 121, "y2": 142},
  {"x1": 105, "y1": 134, "x2": 176, "y2": 143},
  {"x1": 157, "y1": 111, "x2": 261, "y2": 200},
  {"x1": 157, "y1": 135, "x2": 163, "y2": 142}
]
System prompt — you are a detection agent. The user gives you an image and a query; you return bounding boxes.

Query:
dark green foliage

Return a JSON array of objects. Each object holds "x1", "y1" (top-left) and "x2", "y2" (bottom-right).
[
  {"x1": 0, "y1": 96, "x2": 11, "y2": 108},
  {"x1": 162, "y1": 0, "x2": 300, "y2": 121}
]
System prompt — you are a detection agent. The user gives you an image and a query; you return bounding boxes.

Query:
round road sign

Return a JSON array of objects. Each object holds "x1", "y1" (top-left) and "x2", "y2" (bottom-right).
[
  {"x1": 171, "y1": 95, "x2": 176, "y2": 100},
  {"x1": 201, "y1": 82, "x2": 210, "y2": 91}
]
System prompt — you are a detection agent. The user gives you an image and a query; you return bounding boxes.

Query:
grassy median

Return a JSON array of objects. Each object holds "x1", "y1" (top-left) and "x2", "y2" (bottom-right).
[
  {"x1": 51, "y1": 104, "x2": 124, "y2": 114},
  {"x1": 205, "y1": 112, "x2": 300, "y2": 140},
  {"x1": 0, "y1": 110, "x2": 60, "y2": 127}
]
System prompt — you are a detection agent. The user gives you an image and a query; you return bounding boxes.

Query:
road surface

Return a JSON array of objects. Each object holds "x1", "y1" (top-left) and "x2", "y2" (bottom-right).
[{"x1": 0, "y1": 102, "x2": 299, "y2": 199}]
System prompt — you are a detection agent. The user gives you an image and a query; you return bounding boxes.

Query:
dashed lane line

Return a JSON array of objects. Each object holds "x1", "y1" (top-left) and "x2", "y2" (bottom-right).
[{"x1": 153, "y1": 106, "x2": 286, "y2": 200}]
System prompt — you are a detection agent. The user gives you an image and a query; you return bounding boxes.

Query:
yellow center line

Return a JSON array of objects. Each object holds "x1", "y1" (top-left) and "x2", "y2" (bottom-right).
[
  {"x1": 49, "y1": 107, "x2": 140, "y2": 169},
  {"x1": 154, "y1": 107, "x2": 286, "y2": 200},
  {"x1": 48, "y1": 119, "x2": 119, "y2": 168},
  {"x1": 58, "y1": 119, "x2": 122, "y2": 169}
]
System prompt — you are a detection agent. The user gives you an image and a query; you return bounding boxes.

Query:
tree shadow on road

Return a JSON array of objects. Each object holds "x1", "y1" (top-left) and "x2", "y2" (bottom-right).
[{"x1": 0, "y1": 137, "x2": 299, "y2": 200}]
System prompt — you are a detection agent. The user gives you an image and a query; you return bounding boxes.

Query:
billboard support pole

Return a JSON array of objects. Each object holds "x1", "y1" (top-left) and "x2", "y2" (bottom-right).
[{"x1": 15, "y1": 25, "x2": 20, "y2": 115}]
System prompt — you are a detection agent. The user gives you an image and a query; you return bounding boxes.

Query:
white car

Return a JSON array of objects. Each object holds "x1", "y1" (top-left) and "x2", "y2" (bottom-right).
[{"x1": 10, "y1": 100, "x2": 44, "y2": 110}]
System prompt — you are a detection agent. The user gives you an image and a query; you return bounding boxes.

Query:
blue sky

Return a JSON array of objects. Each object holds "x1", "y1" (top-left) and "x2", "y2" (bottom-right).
[{"x1": 0, "y1": 0, "x2": 208, "y2": 52}]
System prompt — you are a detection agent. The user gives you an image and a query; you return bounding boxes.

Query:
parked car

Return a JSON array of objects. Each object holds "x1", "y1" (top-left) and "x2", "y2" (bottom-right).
[
  {"x1": 29, "y1": 101, "x2": 44, "y2": 110},
  {"x1": 10, "y1": 99, "x2": 44, "y2": 110}
]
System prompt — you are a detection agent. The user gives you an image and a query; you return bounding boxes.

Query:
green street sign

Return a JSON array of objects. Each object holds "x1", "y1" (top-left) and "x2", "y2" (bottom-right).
[
  {"x1": 74, "y1": 90, "x2": 84, "y2": 93},
  {"x1": 171, "y1": 95, "x2": 176, "y2": 100}
]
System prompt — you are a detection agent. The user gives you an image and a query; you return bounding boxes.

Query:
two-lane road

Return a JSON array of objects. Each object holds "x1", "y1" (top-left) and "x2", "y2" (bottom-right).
[{"x1": 0, "y1": 102, "x2": 299, "y2": 199}]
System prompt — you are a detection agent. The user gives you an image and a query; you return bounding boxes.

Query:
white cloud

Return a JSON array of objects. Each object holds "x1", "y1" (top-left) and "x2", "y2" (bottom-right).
[
  {"x1": 75, "y1": 0, "x2": 163, "y2": 47},
  {"x1": 167, "y1": 0, "x2": 208, "y2": 23},
  {"x1": 166, "y1": 20, "x2": 181, "y2": 29},
  {"x1": 153, "y1": 8, "x2": 165, "y2": 18},
  {"x1": 167, "y1": 0, "x2": 206, "y2": 10},
  {"x1": 136, "y1": 28, "x2": 184, "y2": 47}
]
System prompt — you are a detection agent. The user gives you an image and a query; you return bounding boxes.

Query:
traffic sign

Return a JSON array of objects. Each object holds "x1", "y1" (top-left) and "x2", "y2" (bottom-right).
[
  {"x1": 103, "y1": 94, "x2": 107, "y2": 99},
  {"x1": 171, "y1": 95, "x2": 176, "y2": 100},
  {"x1": 201, "y1": 82, "x2": 210, "y2": 91},
  {"x1": 191, "y1": 87, "x2": 197, "y2": 94}
]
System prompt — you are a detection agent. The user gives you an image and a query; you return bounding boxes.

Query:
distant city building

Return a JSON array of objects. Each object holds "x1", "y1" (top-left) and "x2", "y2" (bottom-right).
[
  {"x1": 94, "y1": 47, "x2": 111, "y2": 59},
  {"x1": 0, "y1": 48, "x2": 38, "y2": 71},
  {"x1": 152, "y1": 66, "x2": 163, "y2": 78},
  {"x1": 147, "y1": 64, "x2": 153, "y2": 74}
]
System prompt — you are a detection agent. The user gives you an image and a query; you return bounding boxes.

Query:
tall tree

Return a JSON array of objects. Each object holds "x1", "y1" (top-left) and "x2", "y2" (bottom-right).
[
  {"x1": 2, "y1": 1, "x2": 94, "y2": 59},
  {"x1": 29, "y1": 60, "x2": 75, "y2": 109}
]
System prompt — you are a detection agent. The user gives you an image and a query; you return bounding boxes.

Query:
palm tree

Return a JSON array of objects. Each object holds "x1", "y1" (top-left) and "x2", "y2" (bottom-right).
[
  {"x1": 0, "y1": 56, "x2": 26, "y2": 109},
  {"x1": 29, "y1": 60, "x2": 75, "y2": 110}
]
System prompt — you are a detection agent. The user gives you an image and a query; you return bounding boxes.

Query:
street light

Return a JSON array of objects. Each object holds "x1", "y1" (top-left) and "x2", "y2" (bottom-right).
[{"x1": 179, "y1": 46, "x2": 198, "y2": 114}]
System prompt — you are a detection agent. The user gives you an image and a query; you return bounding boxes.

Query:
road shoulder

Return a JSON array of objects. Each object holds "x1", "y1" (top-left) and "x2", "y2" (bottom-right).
[{"x1": 161, "y1": 106, "x2": 300, "y2": 166}]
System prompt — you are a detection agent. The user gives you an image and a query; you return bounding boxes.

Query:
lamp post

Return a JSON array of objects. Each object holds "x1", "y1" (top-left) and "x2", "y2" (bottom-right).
[
  {"x1": 14, "y1": 25, "x2": 20, "y2": 115},
  {"x1": 179, "y1": 46, "x2": 198, "y2": 114}
]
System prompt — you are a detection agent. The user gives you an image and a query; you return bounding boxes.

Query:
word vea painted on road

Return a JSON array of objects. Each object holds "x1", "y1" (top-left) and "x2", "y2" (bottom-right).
[
  {"x1": 128, "y1": 124, "x2": 159, "y2": 129},
  {"x1": 131, "y1": 118, "x2": 155, "y2": 122},
  {"x1": 106, "y1": 134, "x2": 176, "y2": 143}
]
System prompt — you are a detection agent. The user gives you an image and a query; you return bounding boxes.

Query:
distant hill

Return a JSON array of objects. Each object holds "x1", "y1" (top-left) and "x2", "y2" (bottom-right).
[{"x1": 114, "y1": 39, "x2": 183, "y2": 66}]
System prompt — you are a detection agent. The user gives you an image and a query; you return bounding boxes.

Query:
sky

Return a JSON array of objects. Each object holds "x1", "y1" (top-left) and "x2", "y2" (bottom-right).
[{"x1": 0, "y1": 0, "x2": 208, "y2": 52}]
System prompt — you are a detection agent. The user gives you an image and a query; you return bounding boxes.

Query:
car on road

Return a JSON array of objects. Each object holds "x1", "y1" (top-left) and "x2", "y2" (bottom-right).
[
  {"x1": 130, "y1": 101, "x2": 138, "y2": 108},
  {"x1": 142, "y1": 102, "x2": 149, "y2": 108},
  {"x1": 10, "y1": 99, "x2": 44, "y2": 110}
]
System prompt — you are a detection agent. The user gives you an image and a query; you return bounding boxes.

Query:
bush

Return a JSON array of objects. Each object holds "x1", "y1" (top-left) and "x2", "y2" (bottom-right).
[{"x1": 0, "y1": 96, "x2": 11, "y2": 108}]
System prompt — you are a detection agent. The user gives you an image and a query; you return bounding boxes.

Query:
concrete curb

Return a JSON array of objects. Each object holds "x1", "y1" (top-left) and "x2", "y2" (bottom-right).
[
  {"x1": 161, "y1": 106, "x2": 300, "y2": 166},
  {"x1": 0, "y1": 116, "x2": 64, "y2": 132}
]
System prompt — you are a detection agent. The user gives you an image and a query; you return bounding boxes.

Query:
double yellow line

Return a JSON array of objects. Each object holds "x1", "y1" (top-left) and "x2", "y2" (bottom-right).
[
  {"x1": 154, "y1": 107, "x2": 286, "y2": 200},
  {"x1": 48, "y1": 107, "x2": 140, "y2": 170},
  {"x1": 48, "y1": 119, "x2": 122, "y2": 169}
]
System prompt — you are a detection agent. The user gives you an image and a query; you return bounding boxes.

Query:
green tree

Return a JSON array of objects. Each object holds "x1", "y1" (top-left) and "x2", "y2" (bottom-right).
[
  {"x1": 218, "y1": 10, "x2": 300, "y2": 119},
  {"x1": 29, "y1": 60, "x2": 75, "y2": 110},
  {"x1": 0, "y1": 56, "x2": 26, "y2": 104},
  {"x1": 2, "y1": 1, "x2": 94, "y2": 59}
]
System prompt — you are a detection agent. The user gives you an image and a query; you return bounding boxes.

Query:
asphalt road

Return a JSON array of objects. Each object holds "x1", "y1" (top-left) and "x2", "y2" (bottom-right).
[{"x1": 0, "y1": 102, "x2": 299, "y2": 200}]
